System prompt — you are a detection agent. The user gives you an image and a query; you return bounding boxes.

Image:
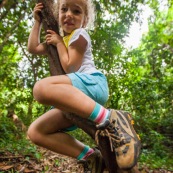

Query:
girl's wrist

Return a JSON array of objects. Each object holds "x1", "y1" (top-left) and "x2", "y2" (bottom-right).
[
  {"x1": 33, "y1": 20, "x2": 42, "y2": 28},
  {"x1": 56, "y1": 38, "x2": 64, "y2": 46},
  {"x1": 34, "y1": 18, "x2": 42, "y2": 24},
  {"x1": 56, "y1": 42, "x2": 61, "y2": 47},
  {"x1": 34, "y1": 19, "x2": 41, "y2": 23}
]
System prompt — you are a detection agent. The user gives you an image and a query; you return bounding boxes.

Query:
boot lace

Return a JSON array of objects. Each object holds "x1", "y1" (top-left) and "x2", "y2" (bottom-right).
[{"x1": 95, "y1": 119, "x2": 127, "y2": 152}]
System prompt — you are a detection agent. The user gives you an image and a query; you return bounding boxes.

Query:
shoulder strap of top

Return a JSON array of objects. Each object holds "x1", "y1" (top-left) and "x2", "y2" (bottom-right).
[
  {"x1": 63, "y1": 28, "x2": 90, "y2": 48},
  {"x1": 63, "y1": 30, "x2": 75, "y2": 47}
]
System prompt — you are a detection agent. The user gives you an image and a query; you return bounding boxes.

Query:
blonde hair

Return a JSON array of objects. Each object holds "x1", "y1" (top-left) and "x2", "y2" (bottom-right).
[{"x1": 53, "y1": 0, "x2": 96, "y2": 29}]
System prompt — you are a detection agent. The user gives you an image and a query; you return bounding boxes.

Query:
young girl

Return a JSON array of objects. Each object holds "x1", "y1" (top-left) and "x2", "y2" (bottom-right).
[{"x1": 27, "y1": 0, "x2": 140, "y2": 171}]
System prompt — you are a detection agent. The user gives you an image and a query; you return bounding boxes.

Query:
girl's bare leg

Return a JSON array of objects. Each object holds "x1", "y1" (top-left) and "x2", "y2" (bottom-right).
[
  {"x1": 33, "y1": 75, "x2": 96, "y2": 118},
  {"x1": 27, "y1": 108, "x2": 85, "y2": 158}
]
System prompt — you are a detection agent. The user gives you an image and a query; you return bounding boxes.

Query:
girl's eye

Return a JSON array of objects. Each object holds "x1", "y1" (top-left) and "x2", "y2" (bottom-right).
[
  {"x1": 73, "y1": 9, "x2": 81, "y2": 15},
  {"x1": 61, "y1": 7, "x2": 67, "y2": 12}
]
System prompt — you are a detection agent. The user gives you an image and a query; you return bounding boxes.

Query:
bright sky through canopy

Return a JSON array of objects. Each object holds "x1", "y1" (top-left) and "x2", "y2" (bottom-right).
[
  {"x1": 124, "y1": 4, "x2": 153, "y2": 49},
  {"x1": 125, "y1": 0, "x2": 169, "y2": 49}
]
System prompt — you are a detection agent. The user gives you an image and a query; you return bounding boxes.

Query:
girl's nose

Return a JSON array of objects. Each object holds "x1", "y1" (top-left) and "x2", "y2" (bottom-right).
[{"x1": 66, "y1": 10, "x2": 73, "y2": 18}]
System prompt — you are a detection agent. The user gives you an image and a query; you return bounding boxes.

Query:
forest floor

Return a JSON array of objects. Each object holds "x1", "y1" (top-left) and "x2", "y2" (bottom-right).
[{"x1": 0, "y1": 147, "x2": 173, "y2": 173}]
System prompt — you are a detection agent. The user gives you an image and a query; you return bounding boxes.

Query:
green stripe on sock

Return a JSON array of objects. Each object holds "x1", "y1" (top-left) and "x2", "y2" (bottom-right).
[
  {"x1": 77, "y1": 145, "x2": 89, "y2": 160},
  {"x1": 89, "y1": 102, "x2": 101, "y2": 121}
]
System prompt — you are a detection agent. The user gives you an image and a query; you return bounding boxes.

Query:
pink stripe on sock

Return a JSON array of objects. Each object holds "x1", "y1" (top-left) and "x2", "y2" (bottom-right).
[
  {"x1": 96, "y1": 107, "x2": 106, "y2": 123},
  {"x1": 83, "y1": 149, "x2": 94, "y2": 160}
]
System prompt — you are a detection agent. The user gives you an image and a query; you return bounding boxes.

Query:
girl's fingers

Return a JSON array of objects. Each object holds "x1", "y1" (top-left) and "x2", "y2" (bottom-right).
[
  {"x1": 47, "y1": 30, "x2": 56, "y2": 34},
  {"x1": 33, "y1": 3, "x2": 44, "y2": 22},
  {"x1": 34, "y1": 3, "x2": 43, "y2": 10},
  {"x1": 34, "y1": 9, "x2": 41, "y2": 13},
  {"x1": 34, "y1": 6, "x2": 43, "y2": 11},
  {"x1": 36, "y1": 3, "x2": 43, "y2": 7},
  {"x1": 45, "y1": 34, "x2": 52, "y2": 39},
  {"x1": 34, "y1": 4, "x2": 43, "y2": 13}
]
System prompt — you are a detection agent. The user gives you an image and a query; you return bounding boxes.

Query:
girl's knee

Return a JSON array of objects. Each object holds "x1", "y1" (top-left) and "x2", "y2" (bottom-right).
[
  {"x1": 27, "y1": 124, "x2": 42, "y2": 145},
  {"x1": 33, "y1": 80, "x2": 47, "y2": 104}
]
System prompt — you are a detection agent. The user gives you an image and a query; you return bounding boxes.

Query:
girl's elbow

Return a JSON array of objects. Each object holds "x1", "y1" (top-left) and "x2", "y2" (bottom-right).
[
  {"x1": 27, "y1": 46, "x2": 35, "y2": 54},
  {"x1": 65, "y1": 64, "x2": 78, "y2": 73},
  {"x1": 62, "y1": 66, "x2": 70, "y2": 74},
  {"x1": 27, "y1": 46, "x2": 40, "y2": 55},
  {"x1": 28, "y1": 43, "x2": 47, "y2": 55}
]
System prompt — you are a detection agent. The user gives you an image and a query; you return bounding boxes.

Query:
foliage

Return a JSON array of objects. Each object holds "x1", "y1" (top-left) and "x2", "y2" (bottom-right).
[
  {"x1": 125, "y1": 2, "x2": 173, "y2": 150},
  {"x1": 0, "y1": 114, "x2": 40, "y2": 159},
  {"x1": 68, "y1": 128, "x2": 96, "y2": 148},
  {"x1": 140, "y1": 149, "x2": 173, "y2": 170},
  {"x1": 0, "y1": 0, "x2": 49, "y2": 124}
]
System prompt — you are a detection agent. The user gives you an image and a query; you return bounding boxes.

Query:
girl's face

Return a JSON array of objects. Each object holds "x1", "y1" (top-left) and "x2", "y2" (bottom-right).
[{"x1": 59, "y1": 0, "x2": 87, "y2": 35}]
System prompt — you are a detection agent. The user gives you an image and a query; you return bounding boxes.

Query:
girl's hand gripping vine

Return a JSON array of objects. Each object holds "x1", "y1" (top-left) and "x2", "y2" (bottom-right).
[
  {"x1": 33, "y1": 3, "x2": 44, "y2": 22},
  {"x1": 46, "y1": 30, "x2": 63, "y2": 47}
]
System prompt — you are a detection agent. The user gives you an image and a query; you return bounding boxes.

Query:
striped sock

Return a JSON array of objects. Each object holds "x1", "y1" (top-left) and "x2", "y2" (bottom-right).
[
  {"x1": 89, "y1": 102, "x2": 110, "y2": 124},
  {"x1": 77, "y1": 145, "x2": 94, "y2": 160}
]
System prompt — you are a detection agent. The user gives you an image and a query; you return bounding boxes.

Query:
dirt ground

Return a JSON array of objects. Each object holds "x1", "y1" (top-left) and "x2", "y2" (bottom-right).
[{"x1": 0, "y1": 148, "x2": 173, "y2": 173}]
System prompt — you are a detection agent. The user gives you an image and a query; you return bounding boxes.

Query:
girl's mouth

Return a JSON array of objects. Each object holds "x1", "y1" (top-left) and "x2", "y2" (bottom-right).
[{"x1": 64, "y1": 21, "x2": 74, "y2": 26}]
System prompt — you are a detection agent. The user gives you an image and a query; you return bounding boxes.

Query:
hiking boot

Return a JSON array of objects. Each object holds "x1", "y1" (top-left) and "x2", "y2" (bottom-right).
[
  {"x1": 95, "y1": 109, "x2": 141, "y2": 170},
  {"x1": 109, "y1": 109, "x2": 141, "y2": 170},
  {"x1": 78, "y1": 148, "x2": 104, "y2": 173}
]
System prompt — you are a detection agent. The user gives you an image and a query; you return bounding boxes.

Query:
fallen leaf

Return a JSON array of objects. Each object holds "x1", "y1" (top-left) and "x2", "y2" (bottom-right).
[{"x1": 1, "y1": 165, "x2": 14, "y2": 170}]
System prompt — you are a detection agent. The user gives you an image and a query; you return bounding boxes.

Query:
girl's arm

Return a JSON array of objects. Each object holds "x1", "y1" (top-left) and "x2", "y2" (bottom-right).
[
  {"x1": 27, "y1": 3, "x2": 47, "y2": 55},
  {"x1": 46, "y1": 30, "x2": 87, "y2": 73}
]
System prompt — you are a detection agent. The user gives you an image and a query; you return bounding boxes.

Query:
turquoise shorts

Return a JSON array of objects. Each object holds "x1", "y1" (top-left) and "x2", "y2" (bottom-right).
[
  {"x1": 67, "y1": 72, "x2": 109, "y2": 105},
  {"x1": 52, "y1": 72, "x2": 109, "y2": 132}
]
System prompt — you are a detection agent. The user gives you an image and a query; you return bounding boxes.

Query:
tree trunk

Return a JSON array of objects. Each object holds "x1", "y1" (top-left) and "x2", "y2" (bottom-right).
[{"x1": 36, "y1": 0, "x2": 138, "y2": 172}]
